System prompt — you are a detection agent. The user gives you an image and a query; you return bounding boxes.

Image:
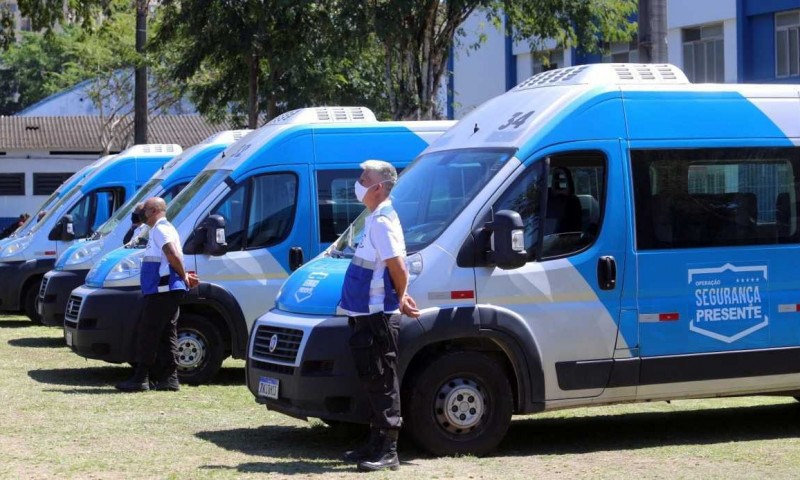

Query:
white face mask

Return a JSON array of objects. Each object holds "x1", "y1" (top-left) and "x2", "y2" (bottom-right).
[
  {"x1": 354, "y1": 180, "x2": 370, "y2": 203},
  {"x1": 354, "y1": 180, "x2": 388, "y2": 203}
]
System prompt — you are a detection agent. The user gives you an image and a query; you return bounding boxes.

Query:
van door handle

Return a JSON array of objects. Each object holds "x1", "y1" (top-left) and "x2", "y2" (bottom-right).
[{"x1": 597, "y1": 256, "x2": 616, "y2": 290}]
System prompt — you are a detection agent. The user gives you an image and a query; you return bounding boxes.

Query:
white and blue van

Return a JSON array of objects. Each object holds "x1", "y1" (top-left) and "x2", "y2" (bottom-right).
[
  {"x1": 246, "y1": 64, "x2": 800, "y2": 456},
  {"x1": 0, "y1": 144, "x2": 180, "y2": 322},
  {"x1": 38, "y1": 131, "x2": 250, "y2": 327},
  {"x1": 64, "y1": 107, "x2": 453, "y2": 384}
]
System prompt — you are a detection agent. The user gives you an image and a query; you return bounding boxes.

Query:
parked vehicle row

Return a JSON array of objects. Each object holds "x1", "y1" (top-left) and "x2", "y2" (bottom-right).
[{"x1": 5, "y1": 63, "x2": 800, "y2": 457}]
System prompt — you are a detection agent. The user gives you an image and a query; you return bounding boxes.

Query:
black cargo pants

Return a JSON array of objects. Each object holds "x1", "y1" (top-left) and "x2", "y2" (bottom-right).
[
  {"x1": 135, "y1": 290, "x2": 185, "y2": 380},
  {"x1": 348, "y1": 312, "x2": 402, "y2": 429}
]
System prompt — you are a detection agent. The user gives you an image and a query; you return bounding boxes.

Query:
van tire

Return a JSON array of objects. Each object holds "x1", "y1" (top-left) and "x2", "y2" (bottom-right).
[
  {"x1": 404, "y1": 351, "x2": 513, "y2": 457},
  {"x1": 176, "y1": 313, "x2": 224, "y2": 385},
  {"x1": 24, "y1": 280, "x2": 42, "y2": 324}
]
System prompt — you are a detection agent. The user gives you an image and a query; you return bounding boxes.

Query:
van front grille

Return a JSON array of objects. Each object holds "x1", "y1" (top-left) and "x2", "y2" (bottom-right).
[{"x1": 251, "y1": 325, "x2": 303, "y2": 364}]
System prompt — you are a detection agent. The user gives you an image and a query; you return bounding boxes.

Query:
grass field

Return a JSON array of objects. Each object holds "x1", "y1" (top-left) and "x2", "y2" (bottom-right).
[{"x1": 3, "y1": 314, "x2": 800, "y2": 479}]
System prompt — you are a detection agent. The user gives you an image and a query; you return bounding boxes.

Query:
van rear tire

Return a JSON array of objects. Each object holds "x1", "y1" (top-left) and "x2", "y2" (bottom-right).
[
  {"x1": 24, "y1": 280, "x2": 42, "y2": 324},
  {"x1": 176, "y1": 313, "x2": 224, "y2": 385},
  {"x1": 403, "y1": 351, "x2": 513, "y2": 457}
]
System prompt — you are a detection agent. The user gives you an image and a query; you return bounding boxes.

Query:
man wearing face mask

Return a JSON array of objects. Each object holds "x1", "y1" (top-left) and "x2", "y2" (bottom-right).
[
  {"x1": 340, "y1": 160, "x2": 420, "y2": 472},
  {"x1": 123, "y1": 203, "x2": 147, "y2": 246}
]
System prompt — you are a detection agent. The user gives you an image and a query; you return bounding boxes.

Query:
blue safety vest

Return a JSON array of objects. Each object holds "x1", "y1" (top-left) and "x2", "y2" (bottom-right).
[{"x1": 340, "y1": 204, "x2": 400, "y2": 315}]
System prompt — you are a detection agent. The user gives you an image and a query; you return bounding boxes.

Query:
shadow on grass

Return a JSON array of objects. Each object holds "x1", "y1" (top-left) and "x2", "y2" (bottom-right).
[
  {"x1": 41, "y1": 387, "x2": 120, "y2": 395},
  {"x1": 495, "y1": 401, "x2": 800, "y2": 457},
  {"x1": 210, "y1": 366, "x2": 245, "y2": 386},
  {"x1": 8, "y1": 336, "x2": 65, "y2": 348},
  {"x1": 197, "y1": 423, "x2": 388, "y2": 474},
  {"x1": 197, "y1": 400, "x2": 800, "y2": 469},
  {"x1": 0, "y1": 319, "x2": 33, "y2": 328},
  {"x1": 28, "y1": 366, "x2": 130, "y2": 387}
]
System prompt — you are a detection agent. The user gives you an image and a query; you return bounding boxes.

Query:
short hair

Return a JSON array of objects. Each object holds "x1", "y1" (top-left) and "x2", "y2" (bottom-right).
[
  {"x1": 133, "y1": 202, "x2": 145, "y2": 213},
  {"x1": 360, "y1": 160, "x2": 397, "y2": 188}
]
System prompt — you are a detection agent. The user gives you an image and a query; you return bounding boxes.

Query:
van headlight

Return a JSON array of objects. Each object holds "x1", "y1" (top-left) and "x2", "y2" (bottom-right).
[
  {"x1": 105, "y1": 251, "x2": 145, "y2": 281},
  {"x1": 406, "y1": 252, "x2": 423, "y2": 282},
  {"x1": 65, "y1": 241, "x2": 103, "y2": 266},
  {"x1": 1, "y1": 238, "x2": 30, "y2": 258}
]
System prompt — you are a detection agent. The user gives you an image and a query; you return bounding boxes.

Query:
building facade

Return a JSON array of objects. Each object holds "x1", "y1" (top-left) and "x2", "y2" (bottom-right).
[{"x1": 449, "y1": 0, "x2": 800, "y2": 119}]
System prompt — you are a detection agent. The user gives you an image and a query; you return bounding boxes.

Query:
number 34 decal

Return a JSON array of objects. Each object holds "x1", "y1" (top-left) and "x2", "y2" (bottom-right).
[{"x1": 498, "y1": 110, "x2": 535, "y2": 130}]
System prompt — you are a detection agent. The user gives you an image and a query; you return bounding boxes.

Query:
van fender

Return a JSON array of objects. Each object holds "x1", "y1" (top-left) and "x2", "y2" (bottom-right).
[
  {"x1": 399, "y1": 305, "x2": 545, "y2": 413},
  {"x1": 182, "y1": 282, "x2": 248, "y2": 358}
]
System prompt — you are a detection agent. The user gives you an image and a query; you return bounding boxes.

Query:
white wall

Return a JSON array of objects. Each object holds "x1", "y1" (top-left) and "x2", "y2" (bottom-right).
[
  {"x1": 666, "y1": 0, "x2": 737, "y2": 83},
  {"x1": 667, "y1": 0, "x2": 736, "y2": 28},
  {"x1": 451, "y1": 13, "x2": 508, "y2": 118},
  {"x1": 0, "y1": 153, "x2": 96, "y2": 218}
]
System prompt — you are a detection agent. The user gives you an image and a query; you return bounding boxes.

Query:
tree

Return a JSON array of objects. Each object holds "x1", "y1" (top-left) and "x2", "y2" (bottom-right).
[
  {"x1": 0, "y1": 5, "x2": 183, "y2": 152},
  {"x1": 151, "y1": 0, "x2": 389, "y2": 125},
  {"x1": 367, "y1": 0, "x2": 637, "y2": 120}
]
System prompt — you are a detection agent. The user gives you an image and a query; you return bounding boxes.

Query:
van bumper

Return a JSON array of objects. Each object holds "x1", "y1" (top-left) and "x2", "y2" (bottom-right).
[
  {"x1": 0, "y1": 258, "x2": 55, "y2": 311},
  {"x1": 64, "y1": 285, "x2": 141, "y2": 364},
  {"x1": 246, "y1": 311, "x2": 369, "y2": 424},
  {"x1": 39, "y1": 269, "x2": 89, "y2": 327}
]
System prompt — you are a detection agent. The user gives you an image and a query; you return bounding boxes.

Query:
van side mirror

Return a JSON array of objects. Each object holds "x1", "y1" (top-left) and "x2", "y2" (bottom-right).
[
  {"x1": 48, "y1": 215, "x2": 75, "y2": 242},
  {"x1": 184, "y1": 214, "x2": 227, "y2": 256},
  {"x1": 486, "y1": 210, "x2": 526, "y2": 270},
  {"x1": 289, "y1": 247, "x2": 304, "y2": 271}
]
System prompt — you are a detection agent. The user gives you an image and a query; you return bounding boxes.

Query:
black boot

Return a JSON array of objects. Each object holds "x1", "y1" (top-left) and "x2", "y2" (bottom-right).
[
  {"x1": 357, "y1": 429, "x2": 400, "y2": 472},
  {"x1": 343, "y1": 427, "x2": 380, "y2": 463},
  {"x1": 115, "y1": 366, "x2": 150, "y2": 392},
  {"x1": 153, "y1": 371, "x2": 180, "y2": 391}
]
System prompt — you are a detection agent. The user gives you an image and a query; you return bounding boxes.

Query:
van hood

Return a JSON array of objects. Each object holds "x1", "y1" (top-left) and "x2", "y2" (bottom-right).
[
  {"x1": 85, "y1": 247, "x2": 139, "y2": 287},
  {"x1": 275, "y1": 256, "x2": 348, "y2": 315}
]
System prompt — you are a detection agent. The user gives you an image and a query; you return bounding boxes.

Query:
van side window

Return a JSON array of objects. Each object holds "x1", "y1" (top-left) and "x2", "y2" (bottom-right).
[
  {"x1": 161, "y1": 182, "x2": 188, "y2": 204},
  {"x1": 210, "y1": 184, "x2": 247, "y2": 251},
  {"x1": 246, "y1": 173, "x2": 297, "y2": 248},
  {"x1": 316, "y1": 169, "x2": 362, "y2": 243},
  {"x1": 632, "y1": 148, "x2": 800, "y2": 249},
  {"x1": 67, "y1": 187, "x2": 125, "y2": 238},
  {"x1": 494, "y1": 151, "x2": 606, "y2": 260}
]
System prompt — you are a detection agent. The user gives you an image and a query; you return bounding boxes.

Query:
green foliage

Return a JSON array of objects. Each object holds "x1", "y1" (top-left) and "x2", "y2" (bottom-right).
[
  {"x1": 151, "y1": 0, "x2": 389, "y2": 124},
  {"x1": 0, "y1": 7, "x2": 137, "y2": 115}
]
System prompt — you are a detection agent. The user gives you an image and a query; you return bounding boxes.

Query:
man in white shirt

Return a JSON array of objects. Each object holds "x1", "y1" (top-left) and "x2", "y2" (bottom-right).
[
  {"x1": 340, "y1": 160, "x2": 419, "y2": 472},
  {"x1": 116, "y1": 197, "x2": 198, "y2": 392}
]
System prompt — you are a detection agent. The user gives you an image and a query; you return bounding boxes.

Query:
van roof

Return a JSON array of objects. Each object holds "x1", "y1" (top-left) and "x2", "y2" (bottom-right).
[
  {"x1": 425, "y1": 63, "x2": 800, "y2": 157},
  {"x1": 205, "y1": 107, "x2": 454, "y2": 173}
]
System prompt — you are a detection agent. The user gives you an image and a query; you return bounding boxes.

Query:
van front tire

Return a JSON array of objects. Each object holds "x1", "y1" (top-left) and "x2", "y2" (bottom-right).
[
  {"x1": 176, "y1": 313, "x2": 224, "y2": 385},
  {"x1": 24, "y1": 280, "x2": 42, "y2": 324},
  {"x1": 404, "y1": 351, "x2": 513, "y2": 457}
]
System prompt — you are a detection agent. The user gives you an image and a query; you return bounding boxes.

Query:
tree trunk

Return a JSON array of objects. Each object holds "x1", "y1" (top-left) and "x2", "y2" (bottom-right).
[
  {"x1": 134, "y1": 0, "x2": 148, "y2": 144},
  {"x1": 247, "y1": 52, "x2": 259, "y2": 129}
]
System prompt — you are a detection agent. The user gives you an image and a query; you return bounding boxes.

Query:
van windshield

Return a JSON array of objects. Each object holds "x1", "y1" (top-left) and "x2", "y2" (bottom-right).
[
  {"x1": 331, "y1": 148, "x2": 514, "y2": 256},
  {"x1": 167, "y1": 169, "x2": 230, "y2": 227},
  {"x1": 93, "y1": 177, "x2": 161, "y2": 238},
  {"x1": 28, "y1": 188, "x2": 82, "y2": 235}
]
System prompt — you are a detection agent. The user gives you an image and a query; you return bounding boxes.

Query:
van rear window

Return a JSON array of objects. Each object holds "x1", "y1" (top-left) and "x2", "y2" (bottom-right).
[{"x1": 632, "y1": 148, "x2": 800, "y2": 249}]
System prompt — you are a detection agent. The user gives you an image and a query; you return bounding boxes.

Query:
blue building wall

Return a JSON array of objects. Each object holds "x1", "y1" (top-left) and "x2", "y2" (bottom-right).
[{"x1": 741, "y1": 0, "x2": 800, "y2": 83}]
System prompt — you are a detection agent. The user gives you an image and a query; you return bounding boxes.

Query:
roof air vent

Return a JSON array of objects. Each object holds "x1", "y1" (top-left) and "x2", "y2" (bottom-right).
[
  {"x1": 514, "y1": 63, "x2": 689, "y2": 90},
  {"x1": 266, "y1": 107, "x2": 377, "y2": 126}
]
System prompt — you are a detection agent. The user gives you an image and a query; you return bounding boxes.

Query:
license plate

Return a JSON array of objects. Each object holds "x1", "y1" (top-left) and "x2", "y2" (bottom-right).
[
  {"x1": 258, "y1": 376, "x2": 279, "y2": 399},
  {"x1": 36, "y1": 299, "x2": 42, "y2": 316},
  {"x1": 65, "y1": 330, "x2": 73, "y2": 347}
]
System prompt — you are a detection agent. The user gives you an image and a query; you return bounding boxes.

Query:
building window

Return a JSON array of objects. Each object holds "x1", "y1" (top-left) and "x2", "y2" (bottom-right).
[
  {"x1": 604, "y1": 37, "x2": 639, "y2": 63},
  {"x1": 33, "y1": 173, "x2": 73, "y2": 195},
  {"x1": 776, "y1": 11, "x2": 800, "y2": 78},
  {"x1": 0, "y1": 173, "x2": 24, "y2": 195},
  {"x1": 682, "y1": 24, "x2": 724, "y2": 83},
  {"x1": 532, "y1": 50, "x2": 564, "y2": 75}
]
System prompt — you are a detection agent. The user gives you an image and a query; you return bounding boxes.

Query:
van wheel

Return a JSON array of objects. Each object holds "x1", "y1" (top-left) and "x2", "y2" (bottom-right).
[
  {"x1": 404, "y1": 351, "x2": 513, "y2": 457},
  {"x1": 24, "y1": 280, "x2": 42, "y2": 324},
  {"x1": 176, "y1": 313, "x2": 224, "y2": 385}
]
